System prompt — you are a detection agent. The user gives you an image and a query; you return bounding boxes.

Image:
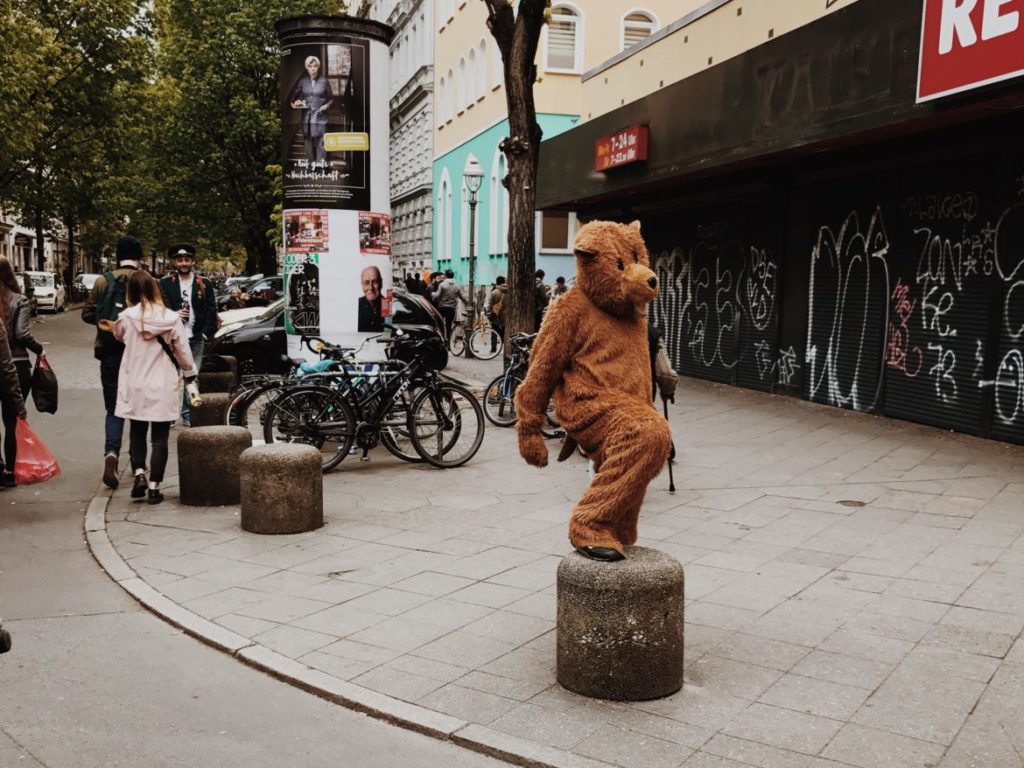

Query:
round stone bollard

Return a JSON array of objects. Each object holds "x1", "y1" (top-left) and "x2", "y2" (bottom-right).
[
  {"x1": 177, "y1": 426, "x2": 252, "y2": 506},
  {"x1": 190, "y1": 393, "x2": 232, "y2": 427},
  {"x1": 557, "y1": 546, "x2": 685, "y2": 701},
  {"x1": 240, "y1": 444, "x2": 323, "y2": 534},
  {"x1": 198, "y1": 370, "x2": 236, "y2": 394}
]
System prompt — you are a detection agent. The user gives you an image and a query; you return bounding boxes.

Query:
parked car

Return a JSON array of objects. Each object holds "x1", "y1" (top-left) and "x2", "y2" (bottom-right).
[
  {"x1": 72, "y1": 272, "x2": 102, "y2": 303},
  {"x1": 207, "y1": 298, "x2": 288, "y2": 376},
  {"x1": 24, "y1": 271, "x2": 66, "y2": 313},
  {"x1": 14, "y1": 274, "x2": 38, "y2": 316},
  {"x1": 216, "y1": 275, "x2": 282, "y2": 310},
  {"x1": 206, "y1": 288, "x2": 445, "y2": 377}
]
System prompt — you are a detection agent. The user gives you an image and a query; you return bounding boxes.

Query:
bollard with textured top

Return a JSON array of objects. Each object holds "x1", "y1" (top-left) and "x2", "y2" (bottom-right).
[
  {"x1": 240, "y1": 444, "x2": 322, "y2": 534},
  {"x1": 177, "y1": 426, "x2": 251, "y2": 506},
  {"x1": 198, "y1": 370, "x2": 236, "y2": 394},
  {"x1": 190, "y1": 393, "x2": 231, "y2": 427},
  {"x1": 557, "y1": 546, "x2": 684, "y2": 700}
]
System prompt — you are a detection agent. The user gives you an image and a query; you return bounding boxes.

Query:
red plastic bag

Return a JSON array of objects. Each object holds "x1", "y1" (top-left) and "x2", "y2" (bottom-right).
[{"x1": 13, "y1": 419, "x2": 61, "y2": 485}]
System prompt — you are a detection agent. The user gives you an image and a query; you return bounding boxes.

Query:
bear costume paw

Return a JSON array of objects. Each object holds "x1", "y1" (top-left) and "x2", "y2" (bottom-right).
[{"x1": 518, "y1": 430, "x2": 549, "y2": 468}]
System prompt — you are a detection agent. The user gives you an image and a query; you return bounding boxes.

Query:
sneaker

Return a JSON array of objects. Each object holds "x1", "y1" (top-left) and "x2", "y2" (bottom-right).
[
  {"x1": 102, "y1": 453, "x2": 119, "y2": 489},
  {"x1": 147, "y1": 488, "x2": 164, "y2": 505},
  {"x1": 182, "y1": 415, "x2": 191, "y2": 428},
  {"x1": 1, "y1": 471, "x2": 15, "y2": 488},
  {"x1": 131, "y1": 473, "x2": 147, "y2": 499}
]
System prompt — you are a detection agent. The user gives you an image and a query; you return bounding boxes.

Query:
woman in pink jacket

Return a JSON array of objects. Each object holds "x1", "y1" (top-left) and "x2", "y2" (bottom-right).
[{"x1": 100, "y1": 271, "x2": 196, "y2": 504}]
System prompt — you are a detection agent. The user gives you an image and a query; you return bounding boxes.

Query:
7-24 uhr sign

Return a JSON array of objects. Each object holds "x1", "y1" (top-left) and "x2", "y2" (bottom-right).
[
  {"x1": 917, "y1": 0, "x2": 1024, "y2": 102},
  {"x1": 595, "y1": 125, "x2": 649, "y2": 172}
]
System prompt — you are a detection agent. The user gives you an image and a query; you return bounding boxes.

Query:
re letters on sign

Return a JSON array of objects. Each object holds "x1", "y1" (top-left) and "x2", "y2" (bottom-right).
[{"x1": 918, "y1": 0, "x2": 1024, "y2": 101}]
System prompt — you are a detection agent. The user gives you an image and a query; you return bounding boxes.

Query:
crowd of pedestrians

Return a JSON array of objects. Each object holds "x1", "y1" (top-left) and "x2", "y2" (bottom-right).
[{"x1": 83, "y1": 235, "x2": 208, "y2": 503}]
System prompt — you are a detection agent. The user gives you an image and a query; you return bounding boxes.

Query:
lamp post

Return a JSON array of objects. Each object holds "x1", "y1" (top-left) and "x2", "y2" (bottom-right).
[{"x1": 463, "y1": 157, "x2": 484, "y2": 359}]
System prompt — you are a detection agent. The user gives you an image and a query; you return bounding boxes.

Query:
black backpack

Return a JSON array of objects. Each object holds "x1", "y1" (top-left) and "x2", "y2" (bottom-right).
[{"x1": 94, "y1": 271, "x2": 130, "y2": 358}]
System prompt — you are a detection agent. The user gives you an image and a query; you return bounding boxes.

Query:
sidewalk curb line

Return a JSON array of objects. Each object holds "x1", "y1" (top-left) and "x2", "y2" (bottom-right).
[{"x1": 83, "y1": 491, "x2": 582, "y2": 768}]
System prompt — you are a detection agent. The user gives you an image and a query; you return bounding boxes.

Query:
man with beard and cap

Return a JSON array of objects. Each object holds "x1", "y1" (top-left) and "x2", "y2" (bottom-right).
[
  {"x1": 82, "y1": 234, "x2": 141, "y2": 488},
  {"x1": 159, "y1": 243, "x2": 217, "y2": 426}
]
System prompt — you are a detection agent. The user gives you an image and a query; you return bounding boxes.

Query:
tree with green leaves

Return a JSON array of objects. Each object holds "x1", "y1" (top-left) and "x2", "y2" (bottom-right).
[
  {"x1": 482, "y1": 0, "x2": 549, "y2": 352},
  {"x1": 144, "y1": 0, "x2": 343, "y2": 275}
]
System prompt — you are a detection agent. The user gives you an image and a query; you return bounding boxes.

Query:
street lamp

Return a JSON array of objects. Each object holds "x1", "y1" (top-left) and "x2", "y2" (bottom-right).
[{"x1": 463, "y1": 157, "x2": 484, "y2": 359}]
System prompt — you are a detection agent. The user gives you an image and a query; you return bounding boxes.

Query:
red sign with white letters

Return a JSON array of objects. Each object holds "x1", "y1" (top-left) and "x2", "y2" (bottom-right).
[
  {"x1": 917, "y1": 0, "x2": 1024, "y2": 102},
  {"x1": 595, "y1": 125, "x2": 649, "y2": 172}
]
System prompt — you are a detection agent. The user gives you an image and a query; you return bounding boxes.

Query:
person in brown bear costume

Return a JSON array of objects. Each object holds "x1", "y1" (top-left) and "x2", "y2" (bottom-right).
[{"x1": 515, "y1": 220, "x2": 672, "y2": 562}]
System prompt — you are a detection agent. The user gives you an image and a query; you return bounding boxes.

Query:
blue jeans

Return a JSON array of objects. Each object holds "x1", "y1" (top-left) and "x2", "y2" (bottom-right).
[
  {"x1": 181, "y1": 336, "x2": 204, "y2": 420},
  {"x1": 100, "y1": 354, "x2": 124, "y2": 455}
]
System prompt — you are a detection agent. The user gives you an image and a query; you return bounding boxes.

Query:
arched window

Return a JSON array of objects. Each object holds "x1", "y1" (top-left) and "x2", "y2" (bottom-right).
[
  {"x1": 437, "y1": 76, "x2": 446, "y2": 125},
  {"x1": 622, "y1": 10, "x2": 657, "y2": 51},
  {"x1": 477, "y1": 39, "x2": 488, "y2": 99},
  {"x1": 437, "y1": 168, "x2": 453, "y2": 259},
  {"x1": 457, "y1": 58, "x2": 467, "y2": 111},
  {"x1": 492, "y1": 40, "x2": 503, "y2": 87},
  {"x1": 467, "y1": 49, "x2": 477, "y2": 106},
  {"x1": 489, "y1": 147, "x2": 509, "y2": 256},
  {"x1": 545, "y1": 4, "x2": 582, "y2": 73},
  {"x1": 446, "y1": 68, "x2": 455, "y2": 119}
]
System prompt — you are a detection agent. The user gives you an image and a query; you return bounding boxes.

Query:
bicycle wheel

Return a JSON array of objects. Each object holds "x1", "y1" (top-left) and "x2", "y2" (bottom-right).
[
  {"x1": 468, "y1": 326, "x2": 502, "y2": 360},
  {"x1": 448, "y1": 324, "x2": 466, "y2": 356},
  {"x1": 380, "y1": 388, "x2": 422, "y2": 463},
  {"x1": 227, "y1": 379, "x2": 288, "y2": 438},
  {"x1": 263, "y1": 385, "x2": 356, "y2": 471},
  {"x1": 482, "y1": 373, "x2": 520, "y2": 427},
  {"x1": 409, "y1": 382, "x2": 484, "y2": 468}
]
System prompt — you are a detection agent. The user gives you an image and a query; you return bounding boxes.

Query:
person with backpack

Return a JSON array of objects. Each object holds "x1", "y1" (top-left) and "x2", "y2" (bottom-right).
[
  {"x1": 0, "y1": 257, "x2": 41, "y2": 487},
  {"x1": 159, "y1": 244, "x2": 217, "y2": 426},
  {"x1": 484, "y1": 276, "x2": 507, "y2": 354},
  {"x1": 98, "y1": 271, "x2": 197, "y2": 504},
  {"x1": 82, "y1": 235, "x2": 141, "y2": 489}
]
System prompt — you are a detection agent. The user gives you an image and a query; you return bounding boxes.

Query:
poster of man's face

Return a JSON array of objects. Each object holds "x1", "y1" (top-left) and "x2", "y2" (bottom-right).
[
  {"x1": 357, "y1": 263, "x2": 387, "y2": 333},
  {"x1": 279, "y1": 38, "x2": 370, "y2": 210}
]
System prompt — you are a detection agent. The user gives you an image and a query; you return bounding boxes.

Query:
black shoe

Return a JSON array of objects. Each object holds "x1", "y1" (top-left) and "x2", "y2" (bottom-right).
[
  {"x1": 0, "y1": 628, "x2": 11, "y2": 654},
  {"x1": 147, "y1": 488, "x2": 164, "y2": 505},
  {"x1": 102, "y1": 453, "x2": 119, "y2": 489},
  {"x1": 574, "y1": 546, "x2": 625, "y2": 562},
  {"x1": 131, "y1": 473, "x2": 147, "y2": 499},
  {"x1": 1, "y1": 471, "x2": 15, "y2": 488}
]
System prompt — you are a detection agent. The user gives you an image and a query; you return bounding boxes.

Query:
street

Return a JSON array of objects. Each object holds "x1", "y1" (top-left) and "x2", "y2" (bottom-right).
[{"x1": 0, "y1": 309, "x2": 506, "y2": 768}]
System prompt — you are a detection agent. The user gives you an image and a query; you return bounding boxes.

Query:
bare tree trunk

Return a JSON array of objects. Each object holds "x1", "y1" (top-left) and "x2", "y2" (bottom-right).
[{"x1": 483, "y1": 0, "x2": 547, "y2": 355}]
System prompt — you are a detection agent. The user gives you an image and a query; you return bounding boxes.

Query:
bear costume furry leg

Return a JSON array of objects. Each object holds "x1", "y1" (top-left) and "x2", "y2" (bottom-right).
[
  {"x1": 515, "y1": 219, "x2": 672, "y2": 560},
  {"x1": 566, "y1": 401, "x2": 672, "y2": 554}
]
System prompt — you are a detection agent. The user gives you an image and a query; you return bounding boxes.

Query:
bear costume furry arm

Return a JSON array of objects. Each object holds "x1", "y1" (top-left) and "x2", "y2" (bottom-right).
[{"x1": 514, "y1": 297, "x2": 576, "y2": 467}]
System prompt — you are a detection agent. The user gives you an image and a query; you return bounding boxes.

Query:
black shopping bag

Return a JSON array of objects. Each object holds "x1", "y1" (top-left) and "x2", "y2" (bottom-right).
[{"x1": 31, "y1": 354, "x2": 58, "y2": 414}]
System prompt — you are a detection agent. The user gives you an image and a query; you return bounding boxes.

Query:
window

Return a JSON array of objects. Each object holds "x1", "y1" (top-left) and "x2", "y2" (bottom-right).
[
  {"x1": 446, "y1": 68, "x2": 455, "y2": 119},
  {"x1": 492, "y1": 39, "x2": 503, "y2": 87},
  {"x1": 545, "y1": 5, "x2": 581, "y2": 72},
  {"x1": 466, "y1": 49, "x2": 476, "y2": 107},
  {"x1": 437, "y1": 76, "x2": 447, "y2": 124},
  {"x1": 622, "y1": 11, "x2": 657, "y2": 51},
  {"x1": 437, "y1": 170, "x2": 453, "y2": 258},
  {"x1": 540, "y1": 211, "x2": 576, "y2": 250},
  {"x1": 489, "y1": 148, "x2": 509, "y2": 255},
  {"x1": 477, "y1": 39, "x2": 487, "y2": 99}
]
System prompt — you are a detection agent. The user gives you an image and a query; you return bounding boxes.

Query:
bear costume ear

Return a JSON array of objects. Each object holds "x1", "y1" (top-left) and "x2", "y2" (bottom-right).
[
  {"x1": 573, "y1": 224, "x2": 602, "y2": 262},
  {"x1": 573, "y1": 246, "x2": 597, "y2": 262},
  {"x1": 629, "y1": 220, "x2": 642, "y2": 232}
]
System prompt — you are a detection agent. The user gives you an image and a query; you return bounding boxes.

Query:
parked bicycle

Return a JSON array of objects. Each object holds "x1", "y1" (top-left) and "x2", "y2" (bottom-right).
[
  {"x1": 448, "y1": 312, "x2": 502, "y2": 360},
  {"x1": 482, "y1": 332, "x2": 561, "y2": 437},
  {"x1": 260, "y1": 328, "x2": 485, "y2": 470}
]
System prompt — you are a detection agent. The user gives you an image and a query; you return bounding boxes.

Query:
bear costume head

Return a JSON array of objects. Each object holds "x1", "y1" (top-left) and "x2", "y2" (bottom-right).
[{"x1": 573, "y1": 220, "x2": 658, "y2": 317}]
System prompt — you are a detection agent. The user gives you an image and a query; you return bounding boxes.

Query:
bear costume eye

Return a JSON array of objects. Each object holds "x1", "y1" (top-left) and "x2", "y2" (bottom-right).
[
  {"x1": 617, "y1": 258, "x2": 625, "y2": 271},
  {"x1": 632, "y1": 250, "x2": 639, "y2": 263}
]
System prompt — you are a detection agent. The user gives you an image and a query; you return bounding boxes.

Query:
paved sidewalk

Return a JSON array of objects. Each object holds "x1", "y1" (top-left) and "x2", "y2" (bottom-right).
[{"x1": 90, "y1": 378, "x2": 1024, "y2": 768}]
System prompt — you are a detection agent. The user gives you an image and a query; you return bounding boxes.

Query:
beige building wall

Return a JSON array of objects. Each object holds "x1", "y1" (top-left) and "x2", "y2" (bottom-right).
[
  {"x1": 580, "y1": 0, "x2": 861, "y2": 121},
  {"x1": 434, "y1": 0, "x2": 686, "y2": 156}
]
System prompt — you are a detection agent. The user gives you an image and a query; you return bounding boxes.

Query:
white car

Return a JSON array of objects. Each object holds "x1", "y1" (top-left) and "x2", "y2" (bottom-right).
[{"x1": 25, "y1": 271, "x2": 66, "y2": 313}]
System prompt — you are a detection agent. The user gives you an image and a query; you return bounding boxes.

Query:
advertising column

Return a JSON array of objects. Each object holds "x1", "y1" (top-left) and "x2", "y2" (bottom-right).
[{"x1": 276, "y1": 15, "x2": 393, "y2": 355}]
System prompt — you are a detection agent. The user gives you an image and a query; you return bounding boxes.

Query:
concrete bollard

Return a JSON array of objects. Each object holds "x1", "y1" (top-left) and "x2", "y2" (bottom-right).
[
  {"x1": 190, "y1": 393, "x2": 231, "y2": 427},
  {"x1": 198, "y1": 370, "x2": 236, "y2": 394},
  {"x1": 240, "y1": 444, "x2": 322, "y2": 534},
  {"x1": 557, "y1": 546, "x2": 685, "y2": 701},
  {"x1": 177, "y1": 426, "x2": 252, "y2": 506}
]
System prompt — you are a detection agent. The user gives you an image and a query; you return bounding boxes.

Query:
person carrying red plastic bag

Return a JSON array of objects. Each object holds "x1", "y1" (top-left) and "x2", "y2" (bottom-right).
[{"x1": 0, "y1": 312, "x2": 37, "y2": 487}]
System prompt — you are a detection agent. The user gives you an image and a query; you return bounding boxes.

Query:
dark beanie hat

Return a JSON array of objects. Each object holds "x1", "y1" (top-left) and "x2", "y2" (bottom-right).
[{"x1": 116, "y1": 235, "x2": 143, "y2": 262}]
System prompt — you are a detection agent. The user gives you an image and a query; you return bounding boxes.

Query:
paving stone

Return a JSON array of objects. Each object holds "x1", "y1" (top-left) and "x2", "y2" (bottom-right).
[
  {"x1": 398, "y1": 597, "x2": 495, "y2": 630},
  {"x1": 252, "y1": 623, "x2": 337, "y2": 658},
  {"x1": 789, "y1": 650, "x2": 895, "y2": 690},
  {"x1": 418, "y1": 683, "x2": 519, "y2": 725},
  {"x1": 681, "y1": 753, "x2": 751, "y2": 768},
  {"x1": 574, "y1": 725, "x2": 692, "y2": 768},
  {"x1": 607, "y1": 708, "x2": 714, "y2": 750},
  {"x1": 632, "y1": 688, "x2": 751, "y2": 733},
  {"x1": 708, "y1": 633, "x2": 811, "y2": 672},
  {"x1": 939, "y1": 711, "x2": 1024, "y2": 768},
  {"x1": 351, "y1": 665, "x2": 446, "y2": 703},
  {"x1": 346, "y1": 615, "x2": 454, "y2": 653},
  {"x1": 413, "y1": 629, "x2": 518, "y2": 668},
  {"x1": 821, "y1": 723, "x2": 946, "y2": 768},
  {"x1": 489, "y1": 702, "x2": 603, "y2": 751},
  {"x1": 702, "y1": 733, "x2": 833, "y2": 768},
  {"x1": 181, "y1": 586, "x2": 266, "y2": 619},
  {"x1": 900, "y1": 645, "x2": 1000, "y2": 683},
  {"x1": 758, "y1": 673, "x2": 871, "y2": 720},
  {"x1": 722, "y1": 702, "x2": 842, "y2": 755},
  {"x1": 684, "y1": 656, "x2": 783, "y2": 701},
  {"x1": 919, "y1": 622, "x2": 1016, "y2": 658},
  {"x1": 337, "y1": 587, "x2": 435, "y2": 617}
]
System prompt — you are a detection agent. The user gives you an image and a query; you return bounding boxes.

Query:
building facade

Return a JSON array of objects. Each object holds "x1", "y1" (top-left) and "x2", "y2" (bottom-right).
[
  {"x1": 0, "y1": 214, "x2": 70, "y2": 274},
  {"x1": 536, "y1": 0, "x2": 1024, "y2": 446},
  {"x1": 370, "y1": 0, "x2": 436, "y2": 282},
  {"x1": 432, "y1": 0, "x2": 681, "y2": 287}
]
